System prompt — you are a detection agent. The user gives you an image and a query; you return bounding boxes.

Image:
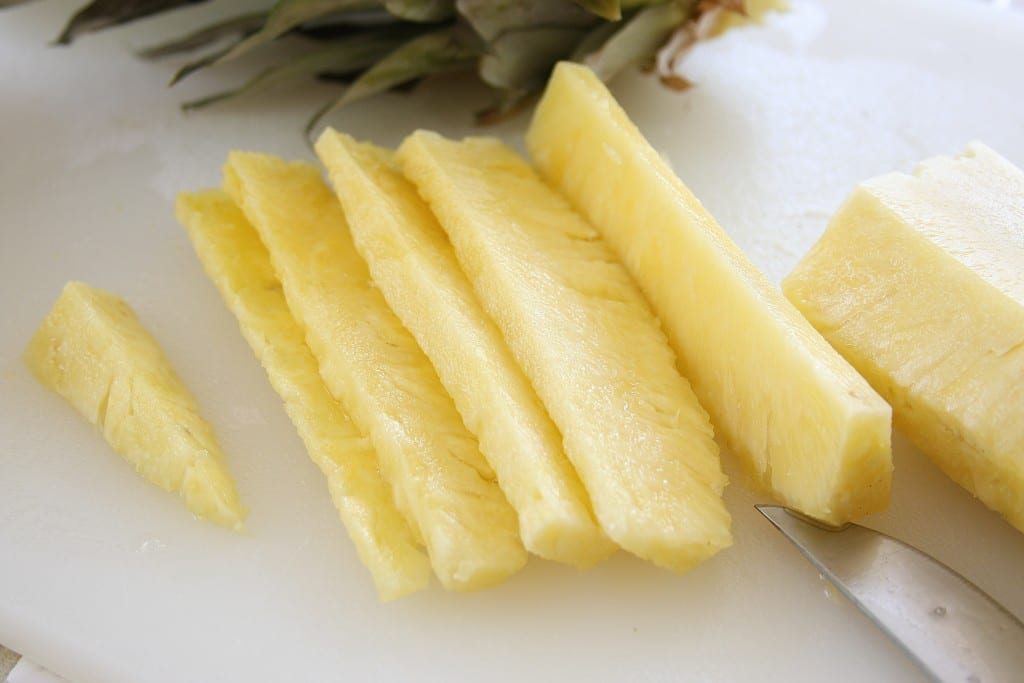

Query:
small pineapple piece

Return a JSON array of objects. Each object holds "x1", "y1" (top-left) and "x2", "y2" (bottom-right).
[
  {"x1": 177, "y1": 190, "x2": 431, "y2": 599},
  {"x1": 315, "y1": 130, "x2": 613, "y2": 568},
  {"x1": 527, "y1": 62, "x2": 892, "y2": 525},
  {"x1": 783, "y1": 143, "x2": 1024, "y2": 531},
  {"x1": 223, "y1": 152, "x2": 526, "y2": 590},
  {"x1": 24, "y1": 281, "x2": 246, "y2": 531},
  {"x1": 398, "y1": 132, "x2": 731, "y2": 573}
]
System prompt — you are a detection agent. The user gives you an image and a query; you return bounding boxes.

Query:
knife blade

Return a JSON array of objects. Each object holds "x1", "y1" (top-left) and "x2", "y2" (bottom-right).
[{"x1": 756, "y1": 504, "x2": 1024, "y2": 683}]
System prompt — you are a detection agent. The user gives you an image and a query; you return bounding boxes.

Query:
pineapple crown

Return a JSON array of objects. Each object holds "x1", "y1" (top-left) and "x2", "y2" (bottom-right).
[{"x1": 11, "y1": 0, "x2": 761, "y2": 133}]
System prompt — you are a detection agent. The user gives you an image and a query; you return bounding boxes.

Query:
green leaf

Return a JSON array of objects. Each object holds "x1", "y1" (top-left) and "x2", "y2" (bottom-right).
[
  {"x1": 478, "y1": 25, "x2": 587, "y2": 93},
  {"x1": 55, "y1": 0, "x2": 210, "y2": 45},
  {"x1": 457, "y1": 0, "x2": 597, "y2": 95},
  {"x1": 456, "y1": 0, "x2": 596, "y2": 43},
  {"x1": 383, "y1": 0, "x2": 454, "y2": 22},
  {"x1": 572, "y1": 0, "x2": 620, "y2": 21},
  {"x1": 169, "y1": 42, "x2": 232, "y2": 85},
  {"x1": 583, "y1": 0, "x2": 690, "y2": 82},
  {"x1": 182, "y1": 30, "x2": 407, "y2": 110},
  {"x1": 569, "y1": 20, "x2": 619, "y2": 61},
  {"x1": 306, "y1": 27, "x2": 476, "y2": 136},
  {"x1": 215, "y1": 0, "x2": 380, "y2": 65},
  {"x1": 137, "y1": 11, "x2": 268, "y2": 59}
]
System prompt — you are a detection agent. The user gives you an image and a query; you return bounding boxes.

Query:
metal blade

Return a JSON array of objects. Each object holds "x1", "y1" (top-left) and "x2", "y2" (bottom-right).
[{"x1": 756, "y1": 504, "x2": 1024, "y2": 683}]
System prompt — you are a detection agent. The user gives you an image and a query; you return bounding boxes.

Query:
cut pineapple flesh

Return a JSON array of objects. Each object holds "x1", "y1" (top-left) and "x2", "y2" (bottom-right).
[
  {"x1": 24, "y1": 281, "x2": 246, "y2": 531},
  {"x1": 315, "y1": 131, "x2": 613, "y2": 568},
  {"x1": 222, "y1": 152, "x2": 526, "y2": 590},
  {"x1": 177, "y1": 190, "x2": 431, "y2": 599},
  {"x1": 527, "y1": 62, "x2": 892, "y2": 525},
  {"x1": 398, "y1": 132, "x2": 731, "y2": 573},
  {"x1": 783, "y1": 143, "x2": 1024, "y2": 531}
]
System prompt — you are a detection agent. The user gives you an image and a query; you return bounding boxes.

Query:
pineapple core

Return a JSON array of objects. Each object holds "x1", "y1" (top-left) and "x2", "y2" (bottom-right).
[
  {"x1": 24, "y1": 281, "x2": 247, "y2": 531},
  {"x1": 784, "y1": 143, "x2": 1024, "y2": 532}
]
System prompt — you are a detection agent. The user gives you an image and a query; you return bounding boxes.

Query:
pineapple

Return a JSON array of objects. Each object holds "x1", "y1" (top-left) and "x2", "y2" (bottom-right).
[
  {"x1": 398, "y1": 132, "x2": 732, "y2": 573},
  {"x1": 222, "y1": 152, "x2": 527, "y2": 590},
  {"x1": 783, "y1": 143, "x2": 1024, "y2": 532},
  {"x1": 24, "y1": 281, "x2": 246, "y2": 531},
  {"x1": 176, "y1": 190, "x2": 431, "y2": 599},
  {"x1": 526, "y1": 62, "x2": 892, "y2": 525},
  {"x1": 315, "y1": 130, "x2": 613, "y2": 568}
]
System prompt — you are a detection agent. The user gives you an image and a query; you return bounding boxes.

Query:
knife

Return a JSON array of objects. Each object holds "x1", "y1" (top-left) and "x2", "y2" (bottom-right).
[{"x1": 756, "y1": 504, "x2": 1024, "y2": 683}]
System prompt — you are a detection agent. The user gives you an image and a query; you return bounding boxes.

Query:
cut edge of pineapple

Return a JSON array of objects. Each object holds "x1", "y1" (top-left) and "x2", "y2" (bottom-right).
[{"x1": 784, "y1": 175, "x2": 1024, "y2": 530}]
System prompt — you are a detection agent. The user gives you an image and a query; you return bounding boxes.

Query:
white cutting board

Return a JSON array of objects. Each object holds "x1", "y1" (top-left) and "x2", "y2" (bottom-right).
[{"x1": 2, "y1": 1, "x2": 1023, "y2": 681}]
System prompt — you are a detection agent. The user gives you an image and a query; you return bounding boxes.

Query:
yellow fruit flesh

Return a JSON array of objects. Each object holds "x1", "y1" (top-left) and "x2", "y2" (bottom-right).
[
  {"x1": 783, "y1": 143, "x2": 1024, "y2": 531},
  {"x1": 527, "y1": 62, "x2": 892, "y2": 525},
  {"x1": 223, "y1": 152, "x2": 526, "y2": 590},
  {"x1": 176, "y1": 190, "x2": 431, "y2": 599},
  {"x1": 398, "y1": 132, "x2": 731, "y2": 573},
  {"x1": 315, "y1": 131, "x2": 612, "y2": 568},
  {"x1": 24, "y1": 281, "x2": 246, "y2": 531}
]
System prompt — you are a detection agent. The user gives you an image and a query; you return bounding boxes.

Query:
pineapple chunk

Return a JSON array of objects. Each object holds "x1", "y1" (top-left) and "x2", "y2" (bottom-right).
[
  {"x1": 398, "y1": 132, "x2": 731, "y2": 573},
  {"x1": 24, "y1": 281, "x2": 246, "y2": 531},
  {"x1": 527, "y1": 62, "x2": 892, "y2": 525},
  {"x1": 315, "y1": 131, "x2": 613, "y2": 568},
  {"x1": 176, "y1": 190, "x2": 431, "y2": 599},
  {"x1": 783, "y1": 143, "x2": 1024, "y2": 531},
  {"x1": 222, "y1": 152, "x2": 526, "y2": 590}
]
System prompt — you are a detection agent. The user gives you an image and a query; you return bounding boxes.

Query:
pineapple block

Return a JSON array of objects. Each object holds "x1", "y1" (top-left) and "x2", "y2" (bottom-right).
[
  {"x1": 24, "y1": 281, "x2": 246, "y2": 531},
  {"x1": 783, "y1": 143, "x2": 1024, "y2": 531},
  {"x1": 527, "y1": 62, "x2": 892, "y2": 525},
  {"x1": 176, "y1": 190, "x2": 431, "y2": 600},
  {"x1": 315, "y1": 131, "x2": 613, "y2": 568},
  {"x1": 398, "y1": 132, "x2": 731, "y2": 573},
  {"x1": 222, "y1": 152, "x2": 526, "y2": 590}
]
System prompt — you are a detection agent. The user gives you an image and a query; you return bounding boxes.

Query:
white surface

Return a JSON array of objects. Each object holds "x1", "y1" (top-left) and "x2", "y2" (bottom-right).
[
  {"x1": 1, "y1": 1, "x2": 1023, "y2": 682},
  {"x1": 7, "y1": 658, "x2": 68, "y2": 683}
]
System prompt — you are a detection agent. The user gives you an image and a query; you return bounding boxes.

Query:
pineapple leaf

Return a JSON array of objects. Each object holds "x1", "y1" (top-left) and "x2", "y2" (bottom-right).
[
  {"x1": 169, "y1": 42, "x2": 232, "y2": 85},
  {"x1": 214, "y1": 0, "x2": 380, "y2": 66},
  {"x1": 572, "y1": 0, "x2": 621, "y2": 21},
  {"x1": 569, "y1": 20, "x2": 618, "y2": 61},
  {"x1": 383, "y1": 0, "x2": 454, "y2": 22},
  {"x1": 583, "y1": 0, "x2": 690, "y2": 82},
  {"x1": 306, "y1": 27, "x2": 476, "y2": 136},
  {"x1": 456, "y1": 0, "x2": 596, "y2": 43},
  {"x1": 138, "y1": 11, "x2": 268, "y2": 59},
  {"x1": 478, "y1": 25, "x2": 589, "y2": 93},
  {"x1": 182, "y1": 30, "x2": 409, "y2": 110},
  {"x1": 458, "y1": 0, "x2": 597, "y2": 93},
  {"x1": 55, "y1": 0, "x2": 210, "y2": 45}
]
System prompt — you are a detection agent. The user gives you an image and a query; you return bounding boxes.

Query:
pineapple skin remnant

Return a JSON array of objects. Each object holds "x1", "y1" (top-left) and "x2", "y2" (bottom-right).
[
  {"x1": 315, "y1": 130, "x2": 614, "y2": 569},
  {"x1": 398, "y1": 132, "x2": 732, "y2": 573},
  {"x1": 527, "y1": 62, "x2": 892, "y2": 526},
  {"x1": 24, "y1": 281, "x2": 247, "y2": 531},
  {"x1": 784, "y1": 143, "x2": 1024, "y2": 532},
  {"x1": 222, "y1": 152, "x2": 526, "y2": 590},
  {"x1": 176, "y1": 190, "x2": 431, "y2": 600}
]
